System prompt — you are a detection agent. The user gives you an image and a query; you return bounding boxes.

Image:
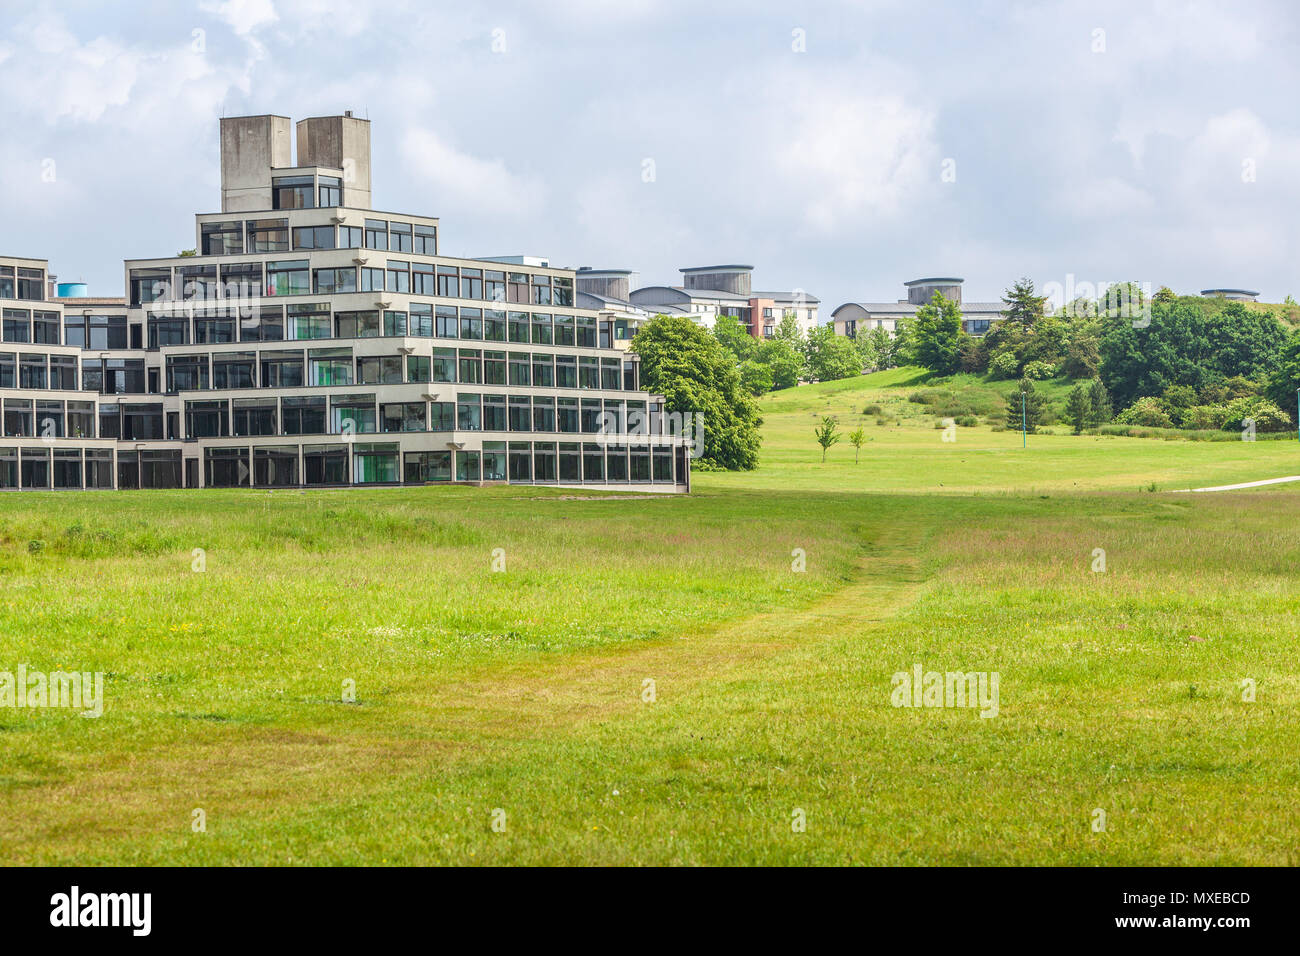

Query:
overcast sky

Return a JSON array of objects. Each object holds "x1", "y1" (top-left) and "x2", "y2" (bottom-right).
[{"x1": 2, "y1": 0, "x2": 1297, "y2": 314}]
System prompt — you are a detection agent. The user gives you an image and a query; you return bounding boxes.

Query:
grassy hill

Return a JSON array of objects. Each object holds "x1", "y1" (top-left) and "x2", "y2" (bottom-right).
[
  {"x1": 699, "y1": 368, "x2": 1300, "y2": 494},
  {"x1": 1, "y1": 384, "x2": 1298, "y2": 865}
]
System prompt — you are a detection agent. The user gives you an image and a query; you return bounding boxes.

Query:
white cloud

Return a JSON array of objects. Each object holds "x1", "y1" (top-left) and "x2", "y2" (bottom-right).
[
  {"x1": 200, "y1": 0, "x2": 279, "y2": 36},
  {"x1": 400, "y1": 128, "x2": 545, "y2": 219}
]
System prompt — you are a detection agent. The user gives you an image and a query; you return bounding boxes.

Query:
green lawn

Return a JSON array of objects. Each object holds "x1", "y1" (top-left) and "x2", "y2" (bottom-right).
[{"x1": 1, "y1": 373, "x2": 1297, "y2": 865}]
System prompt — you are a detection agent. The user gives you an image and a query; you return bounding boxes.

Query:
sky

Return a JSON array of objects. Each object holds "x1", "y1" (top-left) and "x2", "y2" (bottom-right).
[{"x1": 2, "y1": 0, "x2": 1298, "y2": 316}]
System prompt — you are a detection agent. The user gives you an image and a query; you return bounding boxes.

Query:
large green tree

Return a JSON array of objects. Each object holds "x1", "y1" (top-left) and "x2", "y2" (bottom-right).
[
  {"x1": 1001, "y1": 277, "x2": 1049, "y2": 327},
  {"x1": 631, "y1": 315, "x2": 762, "y2": 470},
  {"x1": 804, "y1": 325, "x2": 862, "y2": 381},
  {"x1": 911, "y1": 291, "x2": 963, "y2": 374},
  {"x1": 711, "y1": 312, "x2": 758, "y2": 363}
]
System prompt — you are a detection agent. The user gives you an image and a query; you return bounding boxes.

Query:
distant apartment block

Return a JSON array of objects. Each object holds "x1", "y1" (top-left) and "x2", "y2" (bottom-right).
[
  {"x1": 587, "y1": 264, "x2": 821, "y2": 340},
  {"x1": 0, "y1": 113, "x2": 692, "y2": 491},
  {"x1": 832, "y1": 277, "x2": 1004, "y2": 338}
]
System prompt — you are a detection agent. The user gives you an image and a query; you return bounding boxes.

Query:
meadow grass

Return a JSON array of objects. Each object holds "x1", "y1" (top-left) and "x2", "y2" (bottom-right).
[{"x1": 1, "y1": 372, "x2": 1297, "y2": 865}]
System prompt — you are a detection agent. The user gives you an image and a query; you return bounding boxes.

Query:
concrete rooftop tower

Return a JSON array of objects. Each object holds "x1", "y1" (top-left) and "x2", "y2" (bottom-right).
[{"x1": 218, "y1": 111, "x2": 372, "y2": 213}]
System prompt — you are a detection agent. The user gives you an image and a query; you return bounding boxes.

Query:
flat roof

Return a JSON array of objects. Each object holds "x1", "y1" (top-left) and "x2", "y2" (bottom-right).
[
  {"x1": 1200, "y1": 288, "x2": 1259, "y2": 296},
  {"x1": 904, "y1": 277, "x2": 964, "y2": 285},
  {"x1": 680, "y1": 264, "x2": 753, "y2": 273}
]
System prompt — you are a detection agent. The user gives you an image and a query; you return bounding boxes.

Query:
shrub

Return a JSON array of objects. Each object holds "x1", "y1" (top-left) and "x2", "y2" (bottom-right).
[
  {"x1": 1181, "y1": 404, "x2": 1230, "y2": 431},
  {"x1": 988, "y1": 351, "x2": 1020, "y2": 380},
  {"x1": 1115, "y1": 396, "x2": 1175, "y2": 428},
  {"x1": 1022, "y1": 360, "x2": 1058, "y2": 380},
  {"x1": 1222, "y1": 396, "x2": 1292, "y2": 433},
  {"x1": 862, "y1": 403, "x2": 882, "y2": 415}
]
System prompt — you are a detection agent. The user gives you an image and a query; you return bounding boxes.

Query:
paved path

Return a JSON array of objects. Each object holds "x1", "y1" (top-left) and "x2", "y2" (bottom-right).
[{"x1": 1174, "y1": 475, "x2": 1300, "y2": 493}]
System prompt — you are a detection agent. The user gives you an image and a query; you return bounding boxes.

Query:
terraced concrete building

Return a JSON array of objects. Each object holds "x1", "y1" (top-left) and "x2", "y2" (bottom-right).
[{"x1": 0, "y1": 113, "x2": 692, "y2": 491}]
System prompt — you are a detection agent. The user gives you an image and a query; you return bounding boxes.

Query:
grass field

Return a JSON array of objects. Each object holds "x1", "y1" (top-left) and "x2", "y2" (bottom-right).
[{"x1": 1, "y1": 370, "x2": 1297, "y2": 865}]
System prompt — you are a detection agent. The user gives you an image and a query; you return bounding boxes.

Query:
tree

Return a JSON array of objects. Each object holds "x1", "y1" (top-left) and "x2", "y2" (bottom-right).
[
  {"x1": 1001, "y1": 277, "x2": 1048, "y2": 328},
  {"x1": 1066, "y1": 385, "x2": 1089, "y2": 434},
  {"x1": 856, "y1": 325, "x2": 897, "y2": 371},
  {"x1": 630, "y1": 315, "x2": 762, "y2": 470},
  {"x1": 814, "y1": 416, "x2": 840, "y2": 462},
  {"x1": 757, "y1": 338, "x2": 803, "y2": 389},
  {"x1": 805, "y1": 325, "x2": 862, "y2": 381},
  {"x1": 1005, "y1": 377, "x2": 1045, "y2": 434},
  {"x1": 773, "y1": 312, "x2": 804, "y2": 345},
  {"x1": 738, "y1": 359, "x2": 773, "y2": 396},
  {"x1": 1086, "y1": 379, "x2": 1113, "y2": 426},
  {"x1": 848, "y1": 426, "x2": 866, "y2": 463},
  {"x1": 911, "y1": 291, "x2": 963, "y2": 374},
  {"x1": 711, "y1": 312, "x2": 757, "y2": 363}
]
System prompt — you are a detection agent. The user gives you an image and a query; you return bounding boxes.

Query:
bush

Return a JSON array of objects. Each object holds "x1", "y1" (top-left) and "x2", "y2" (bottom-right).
[
  {"x1": 956, "y1": 415, "x2": 978, "y2": 428},
  {"x1": 988, "y1": 351, "x2": 1020, "y2": 380},
  {"x1": 1221, "y1": 396, "x2": 1292, "y2": 433},
  {"x1": 1181, "y1": 404, "x2": 1231, "y2": 430},
  {"x1": 1022, "y1": 360, "x2": 1058, "y2": 380},
  {"x1": 1115, "y1": 396, "x2": 1175, "y2": 428},
  {"x1": 862, "y1": 403, "x2": 882, "y2": 415}
]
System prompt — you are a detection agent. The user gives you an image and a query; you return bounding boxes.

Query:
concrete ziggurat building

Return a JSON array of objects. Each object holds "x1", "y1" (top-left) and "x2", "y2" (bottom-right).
[{"x1": 0, "y1": 112, "x2": 692, "y2": 492}]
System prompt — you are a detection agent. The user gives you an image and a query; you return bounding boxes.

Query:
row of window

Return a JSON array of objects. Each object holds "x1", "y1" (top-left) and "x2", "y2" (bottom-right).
[
  {"x1": 2, "y1": 306, "x2": 624, "y2": 354},
  {"x1": 0, "y1": 266, "x2": 45, "y2": 302},
  {"x1": 198, "y1": 442, "x2": 680, "y2": 487},
  {"x1": 131, "y1": 261, "x2": 575, "y2": 308},
  {"x1": 201, "y1": 216, "x2": 438, "y2": 256},
  {"x1": 144, "y1": 306, "x2": 610, "y2": 348},
  {"x1": 166, "y1": 348, "x2": 634, "y2": 391},
  {"x1": 0, "y1": 443, "x2": 684, "y2": 489},
  {"x1": 0, "y1": 393, "x2": 674, "y2": 442},
  {"x1": 0, "y1": 347, "x2": 637, "y2": 396},
  {"x1": 181, "y1": 394, "x2": 666, "y2": 441}
]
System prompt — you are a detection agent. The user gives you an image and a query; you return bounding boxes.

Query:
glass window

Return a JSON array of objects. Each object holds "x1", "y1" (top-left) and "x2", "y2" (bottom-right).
[
  {"x1": 482, "y1": 442, "x2": 507, "y2": 481},
  {"x1": 413, "y1": 224, "x2": 437, "y2": 255},
  {"x1": 331, "y1": 394, "x2": 376, "y2": 434},
  {"x1": 318, "y1": 175, "x2": 342, "y2": 208},
  {"x1": 432, "y1": 347, "x2": 456, "y2": 383},
  {"x1": 247, "y1": 219, "x2": 289, "y2": 253},
  {"x1": 458, "y1": 349, "x2": 481, "y2": 384},
  {"x1": 409, "y1": 303, "x2": 433, "y2": 337},
  {"x1": 483, "y1": 394, "x2": 507, "y2": 431},
  {"x1": 430, "y1": 401, "x2": 455, "y2": 431},
  {"x1": 2, "y1": 309, "x2": 29, "y2": 343},
  {"x1": 304, "y1": 444, "x2": 349, "y2": 485},
  {"x1": 283, "y1": 396, "x2": 327, "y2": 435},
  {"x1": 232, "y1": 398, "x2": 277, "y2": 436},
  {"x1": 364, "y1": 219, "x2": 388, "y2": 250},
  {"x1": 407, "y1": 354, "x2": 430, "y2": 383},
  {"x1": 509, "y1": 396, "x2": 531, "y2": 432},
  {"x1": 386, "y1": 261, "x2": 409, "y2": 294},
  {"x1": 381, "y1": 402, "x2": 425, "y2": 432},
  {"x1": 389, "y1": 222, "x2": 412, "y2": 253},
  {"x1": 201, "y1": 221, "x2": 243, "y2": 255},
  {"x1": 508, "y1": 442, "x2": 531, "y2": 482},
  {"x1": 266, "y1": 261, "x2": 310, "y2": 297},
  {"x1": 459, "y1": 308, "x2": 482, "y2": 340},
  {"x1": 314, "y1": 267, "x2": 357, "y2": 295},
  {"x1": 272, "y1": 175, "x2": 314, "y2": 210},
  {"x1": 456, "y1": 450, "x2": 480, "y2": 482},
  {"x1": 532, "y1": 353, "x2": 554, "y2": 387},
  {"x1": 457, "y1": 393, "x2": 481, "y2": 431},
  {"x1": 339, "y1": 225, "x2": 363, "y2": 249},
  {"x1": 335, "y1": 310, "x2": 380, "y2": 338},
  {"x1": 294, "y1": 225, "x2": 336, "y2": 250},
  {"x1": 309, "y1": 347, "x2": 353, "y2": 385},
  {"x1": 287, "y1": 302, "x2": 331, "y2": 340}
]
